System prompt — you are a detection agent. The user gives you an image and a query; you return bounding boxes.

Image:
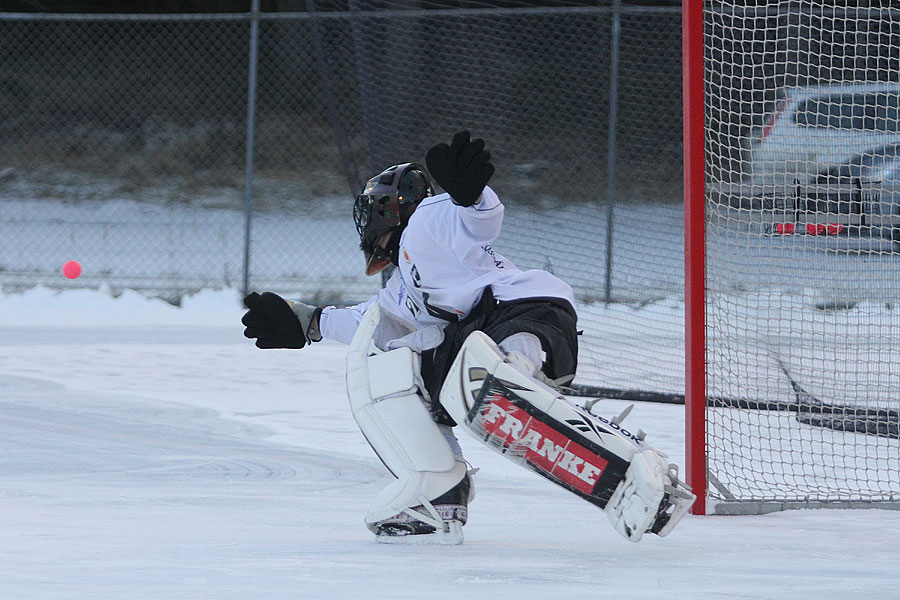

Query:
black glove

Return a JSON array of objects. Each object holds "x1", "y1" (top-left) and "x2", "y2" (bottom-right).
[
  {"x1": 425, "y1": 130, "x2": 495, "y2": 207},
  {"x1": 242, "y1": 292, "x2": 321, "y2": 349}
]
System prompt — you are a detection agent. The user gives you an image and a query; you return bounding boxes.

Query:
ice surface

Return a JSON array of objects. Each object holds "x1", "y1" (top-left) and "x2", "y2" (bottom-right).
[{"x1": 0, "y1": 288, "x2": 898, "y2": 599}]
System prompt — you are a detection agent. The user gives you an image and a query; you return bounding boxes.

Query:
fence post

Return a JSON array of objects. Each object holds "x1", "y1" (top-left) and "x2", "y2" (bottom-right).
[
  {"x1": 307, "y1": 0, "x2": 362, "y2": 196},
  {"x1": 604, "y1": 0, "x2": 621, "y2": 304},
  {"x1": 349, "y1": 0, "x2": 378, "y2": 175},
  {"x1": 241, "y1": 0, "x2": 261, "y2": 298}
]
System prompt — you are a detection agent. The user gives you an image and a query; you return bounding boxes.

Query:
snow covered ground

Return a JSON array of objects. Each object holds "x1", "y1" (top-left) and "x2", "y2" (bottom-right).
[{"x1": 1, "y1": 287, "x2": 899, "y2": 599}]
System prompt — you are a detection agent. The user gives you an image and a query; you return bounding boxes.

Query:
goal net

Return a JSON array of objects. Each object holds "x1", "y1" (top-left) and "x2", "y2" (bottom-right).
[{"x1": 687, "y1": 1, "x2": 900, "y2": 513}]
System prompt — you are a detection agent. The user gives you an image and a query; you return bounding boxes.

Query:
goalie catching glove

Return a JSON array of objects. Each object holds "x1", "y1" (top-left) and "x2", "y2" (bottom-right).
[
  {"x1": 242, "y1": 292, "x2": 322, "y2": 349},
  {"x1": 426, "y1": 130, "x2": 495, "y2": 207}
]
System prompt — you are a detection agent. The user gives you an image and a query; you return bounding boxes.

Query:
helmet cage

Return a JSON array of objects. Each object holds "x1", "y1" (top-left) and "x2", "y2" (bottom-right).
[{"x1": 354, "y1": 163, "x2": 434, "y2": 274}]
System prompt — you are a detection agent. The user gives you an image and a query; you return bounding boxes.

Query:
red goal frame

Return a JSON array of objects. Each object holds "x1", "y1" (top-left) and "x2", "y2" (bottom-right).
[
  {"x1": 682, "y1": 0, "x2": 707, "y2": 516},
  {"x1": 681, "y1": 0, "x2": 900, "y2": 517}
]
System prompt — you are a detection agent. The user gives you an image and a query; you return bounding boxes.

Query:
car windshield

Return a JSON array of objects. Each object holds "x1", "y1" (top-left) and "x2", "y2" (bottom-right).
[{"x1": 795, "y1": 92, "x2": 900, "y2": 132}]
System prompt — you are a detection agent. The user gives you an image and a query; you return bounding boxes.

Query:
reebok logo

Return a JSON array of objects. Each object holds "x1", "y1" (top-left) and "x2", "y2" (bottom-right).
[{"x1": 478, "y1": 394, "x2": 607, "y2": 494}]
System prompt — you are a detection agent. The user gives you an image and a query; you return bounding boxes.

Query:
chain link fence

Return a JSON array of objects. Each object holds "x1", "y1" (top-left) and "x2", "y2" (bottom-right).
[
  {"x1": 0, "y1": 2, "x2": 684, "y2": 306},
  {"x1": 1, "y1": 2, "x2": 686, "y2": 392}
]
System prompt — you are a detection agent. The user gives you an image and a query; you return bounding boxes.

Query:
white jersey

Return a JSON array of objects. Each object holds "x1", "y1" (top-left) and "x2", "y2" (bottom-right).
[{"x1": 319, "y1": 186, "x2": 575, "y2": 349}]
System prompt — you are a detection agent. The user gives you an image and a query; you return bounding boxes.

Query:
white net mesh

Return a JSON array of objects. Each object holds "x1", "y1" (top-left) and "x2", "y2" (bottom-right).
[{"x1": 704, "y1": 2, "x2": 900, "y2": 507}]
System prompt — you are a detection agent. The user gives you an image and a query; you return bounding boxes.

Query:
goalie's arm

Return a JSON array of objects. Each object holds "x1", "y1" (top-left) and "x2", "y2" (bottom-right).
[{"x1": 242, "y1": 283, "x2": 421, "y2": 350}]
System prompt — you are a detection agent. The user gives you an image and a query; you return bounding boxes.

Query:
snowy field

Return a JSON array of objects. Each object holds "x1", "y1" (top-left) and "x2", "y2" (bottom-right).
[{"x1": 1, "y1": 287, "x2": 899, "y2": 600}]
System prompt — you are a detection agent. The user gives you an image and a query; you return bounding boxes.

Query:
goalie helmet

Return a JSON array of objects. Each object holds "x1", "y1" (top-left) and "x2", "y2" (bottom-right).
[{"x1": 353, "y1": 163, "x2": 434, "y2": 276}]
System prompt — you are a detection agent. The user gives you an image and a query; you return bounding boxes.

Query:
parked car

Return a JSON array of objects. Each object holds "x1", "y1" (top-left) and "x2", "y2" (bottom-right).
[
  {"x1": 747, "y1": 82, "x2": 900, "y2": 186},
  {"x1": 718, "y1": 143, "x2": 900, "y2": 251},
  {"x1": 805, "y1": 143, "x2": 900, "y2": 245}
]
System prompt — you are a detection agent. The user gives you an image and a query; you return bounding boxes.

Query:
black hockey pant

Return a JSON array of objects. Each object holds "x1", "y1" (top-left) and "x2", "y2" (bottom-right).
[{"x1": 420, "y1": 288, "x2": 579, "y2": 427}]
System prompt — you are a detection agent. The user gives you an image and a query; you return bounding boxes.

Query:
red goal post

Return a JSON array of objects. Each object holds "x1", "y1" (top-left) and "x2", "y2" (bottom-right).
[
  {"x1": 683, "y1": 0, "x2": 707, "y2": 516},
  {"x1": 683, "y1": 1, "x2": 900, "y2": 516}
]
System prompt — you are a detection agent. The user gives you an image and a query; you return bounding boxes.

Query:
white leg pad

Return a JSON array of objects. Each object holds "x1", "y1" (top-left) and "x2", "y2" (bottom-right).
[
  {"x1": 440, "y1": 331, "x2": 639, "y2": 460},
  {"x1": 604, "y1": 448, "x2": 669, "y2": 542},
  {"x1": 346, "y1": 305, "x2": 466, "y2": 528},
  {"x1": 440, "y1": 330, "x2": 695, "y2": 542}
]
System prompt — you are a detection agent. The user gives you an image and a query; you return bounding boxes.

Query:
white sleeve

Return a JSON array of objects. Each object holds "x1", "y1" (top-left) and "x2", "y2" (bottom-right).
[
  {"x1": 318, "y1": 297, "x2": 377, "y2": 345},
  {"x1": 318, "y1": 274, "x2": 419, "y2": 347},
  {"x1": 456, "y1": 186, "x2": 503, "y2": 243}
]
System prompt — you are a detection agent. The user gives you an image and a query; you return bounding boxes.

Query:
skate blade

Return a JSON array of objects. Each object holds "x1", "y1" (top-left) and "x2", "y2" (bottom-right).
[{"x1": 375, "y1": 521, "x2": 464, "y2": 546}]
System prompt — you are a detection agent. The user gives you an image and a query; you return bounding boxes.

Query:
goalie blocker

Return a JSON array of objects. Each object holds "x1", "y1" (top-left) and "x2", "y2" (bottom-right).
[{"x1": 440, "y1": 331, "x2": 695, "y2": 542}]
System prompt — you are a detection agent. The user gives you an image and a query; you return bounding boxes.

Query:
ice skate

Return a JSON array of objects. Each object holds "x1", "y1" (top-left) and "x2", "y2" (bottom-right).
[{"x1": 373, "y1": 474, "x2": 471, "y2": 545}]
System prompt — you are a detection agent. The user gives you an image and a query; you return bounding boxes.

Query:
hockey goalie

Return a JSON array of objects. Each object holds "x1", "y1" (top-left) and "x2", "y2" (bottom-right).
[
  {"x1": 241, "y1": 131, "x2": 695, "y2": 545},
  {"x1": 343, "y1": 303, "x2": 695, "y2": 545}
]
